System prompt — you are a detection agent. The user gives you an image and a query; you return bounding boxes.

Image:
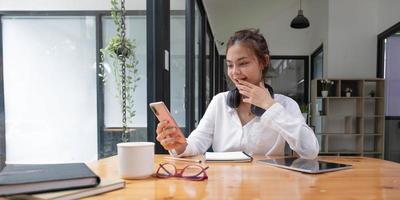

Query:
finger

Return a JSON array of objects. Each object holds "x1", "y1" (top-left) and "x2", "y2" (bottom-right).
[
  {"x1": 238, "y1": 89, "x2": 252, "y2": 99},
  {"x1": 157, "y1": 127, "x2": 175, "y2": 140},
  {"x1": 156, "y1": 120, "x2": 169, "y2": 134},
  {"x1": 156, "y1": 134, "x2": 164, "y2": 142},
  {"x1": 163, "y1": 127, "x2": 177, "y2": 136},
  {"x1": 237, "y1": 85, "x2": 251, "y2": 93},
  {"x1": 238, "y1": 79, "x2": 255, "y2": 87},
  {"x1": 160, "y1": 137, "x2": 177, "y2": 149},
  {"x1": 242, "y1": 98, "x2": 251, "y2": 104}
]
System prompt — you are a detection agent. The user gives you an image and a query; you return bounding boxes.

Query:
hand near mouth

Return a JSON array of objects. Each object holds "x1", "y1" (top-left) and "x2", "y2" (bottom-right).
[{"x1": 237, "y1": 79, "x2": 275, "y2": 109}]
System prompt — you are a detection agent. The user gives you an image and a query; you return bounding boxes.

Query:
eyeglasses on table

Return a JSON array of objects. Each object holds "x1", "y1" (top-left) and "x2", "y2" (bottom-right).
[{"x1": 154, "y1": 162, "x2": 209, "y2": 181}]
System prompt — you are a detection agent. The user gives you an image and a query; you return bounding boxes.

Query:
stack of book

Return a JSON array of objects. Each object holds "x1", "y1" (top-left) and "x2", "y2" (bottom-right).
[{"x1": 0, "y1": 163, "x2": 125, "y2": 199}]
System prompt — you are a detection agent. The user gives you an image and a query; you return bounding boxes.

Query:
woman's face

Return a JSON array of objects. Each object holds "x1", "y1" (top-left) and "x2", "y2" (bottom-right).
[{"x1": 226, "y1": 43, "x2": 265, "y2": 87}]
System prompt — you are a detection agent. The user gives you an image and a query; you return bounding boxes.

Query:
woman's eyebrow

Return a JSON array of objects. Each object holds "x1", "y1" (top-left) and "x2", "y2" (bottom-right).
[
  {"x1": 227, "y1": 57, "x2": 248, "y2": 63},
  {"x1": 237, "y1": 57, "x2": 248, "y2": 61}
]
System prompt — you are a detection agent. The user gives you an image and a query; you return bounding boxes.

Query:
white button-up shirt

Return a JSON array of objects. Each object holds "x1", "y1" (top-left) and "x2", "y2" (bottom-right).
[{"x1": 179, "y1": 92, "x2": 320, "y2": 159}]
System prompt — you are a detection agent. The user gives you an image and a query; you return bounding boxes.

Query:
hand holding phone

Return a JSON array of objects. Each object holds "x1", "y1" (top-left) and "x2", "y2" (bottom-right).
[{"x1": 149, "y1": 102, "x2": 187, "y2": 151}]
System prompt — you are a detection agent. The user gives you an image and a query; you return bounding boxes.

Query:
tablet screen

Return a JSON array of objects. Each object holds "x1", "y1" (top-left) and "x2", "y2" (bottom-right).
[{"x1": 258, "y1": 157, "x2": 352, "y2": 174}]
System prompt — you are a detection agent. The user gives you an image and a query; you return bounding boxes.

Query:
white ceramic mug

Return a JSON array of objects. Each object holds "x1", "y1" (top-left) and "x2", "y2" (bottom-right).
[{"x1": 117, "y1": 142, "x2": 155, "y2": 179}]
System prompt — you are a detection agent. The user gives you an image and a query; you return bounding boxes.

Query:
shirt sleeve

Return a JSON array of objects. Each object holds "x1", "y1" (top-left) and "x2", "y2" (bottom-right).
[
  {"x1": 175, "y1": 95, "x2": 218, "y2": 157},
  {"x1": 259, "y1": 99, "x2": 320, "y2": 159}
]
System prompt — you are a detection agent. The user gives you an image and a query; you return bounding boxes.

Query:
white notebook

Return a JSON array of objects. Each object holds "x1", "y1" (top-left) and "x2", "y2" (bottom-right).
[{"x1": 205, "y1": 151, "x2": 253, "y2": 162}]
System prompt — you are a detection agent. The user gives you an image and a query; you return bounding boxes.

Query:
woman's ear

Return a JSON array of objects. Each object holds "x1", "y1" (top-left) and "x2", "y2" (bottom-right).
[
  {"x1": 265, "y1": 55, "x2": 270, "y2": 67},
  {"x1": 260, "y1": 55, "x2": 270, "y2": 71}
]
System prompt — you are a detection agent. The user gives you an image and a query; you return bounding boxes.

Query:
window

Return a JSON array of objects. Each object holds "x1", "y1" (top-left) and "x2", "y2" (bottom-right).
[
  {"x1": 170, "y1": 5, "x2": 186, "y2": 128},
  {"x1": 2, "y1": 16, "x2": 97, "y2": 163},
  {"x1": 101, "y1": 15, "x2": 147, "y2": 157},
  {"x1": 311, "y1": 45, "x2": 323, "y2": 79},
  {"x1": 269, "y1": 56, "x2": 309, "y2": 104}
]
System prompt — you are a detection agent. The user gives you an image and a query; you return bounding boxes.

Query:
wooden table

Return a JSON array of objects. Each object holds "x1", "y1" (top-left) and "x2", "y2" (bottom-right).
[{"x1": 86, "y1": 155, "x2": 400, "y2": 199}]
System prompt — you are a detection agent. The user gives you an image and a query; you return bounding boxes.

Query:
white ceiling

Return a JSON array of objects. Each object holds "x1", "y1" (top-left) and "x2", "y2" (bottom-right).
[{"x1": 202, "y1": 0, "x2": 307, "y2": 55}]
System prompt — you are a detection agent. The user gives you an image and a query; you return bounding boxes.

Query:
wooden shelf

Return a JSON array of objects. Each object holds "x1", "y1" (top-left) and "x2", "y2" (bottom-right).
[
  {"x1": 316, "y1": 133, "x2": 362, "y2": 136},
  {"x1": 320, "y1": 151, "x2": 362, "y2": 154},
  {"x1": 363, "y1": 152, "x2": 382, "y2": 154},
  {"x1": 311, "y1": 78, "x2": 385, "y2": 158},
  {"x1": 317, "y1": 97, "x2": 362, "y2": 99}
]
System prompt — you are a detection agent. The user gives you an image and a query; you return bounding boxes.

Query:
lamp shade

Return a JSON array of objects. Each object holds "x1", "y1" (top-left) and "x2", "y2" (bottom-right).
[{"x1": 290, "y1": 9, "x2": 310, "y2": 29}]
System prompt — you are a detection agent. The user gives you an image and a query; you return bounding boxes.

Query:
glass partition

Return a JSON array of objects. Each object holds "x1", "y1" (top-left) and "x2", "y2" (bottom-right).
[
  {"x1": 170, "y1": 2, "x2": 186, "y2": 128},
  {"x1": 268, "y1": 58, "x2": 308, "y2": 104},
  {"x1": 101, "y1": 15, "x2": 147, "y2": 157},
  {"x1": 2, "y1": 16, "x2": 97, "y2": 163}
]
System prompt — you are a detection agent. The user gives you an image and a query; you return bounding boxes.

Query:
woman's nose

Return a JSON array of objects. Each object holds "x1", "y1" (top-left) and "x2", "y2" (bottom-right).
[{"x1": 232, "y1": 65, "x2": 241, "y2": 75}]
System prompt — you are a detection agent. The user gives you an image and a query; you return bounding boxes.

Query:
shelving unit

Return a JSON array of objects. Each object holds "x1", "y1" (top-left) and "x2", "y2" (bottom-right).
[{"x1": 311, "y1": 79, "x2": 385, "y2": 158}]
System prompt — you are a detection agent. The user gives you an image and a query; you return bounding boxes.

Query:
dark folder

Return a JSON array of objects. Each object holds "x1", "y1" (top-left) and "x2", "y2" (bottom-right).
[{"x1": 0, "y1": 163, "x2": 100, "y2": 196}]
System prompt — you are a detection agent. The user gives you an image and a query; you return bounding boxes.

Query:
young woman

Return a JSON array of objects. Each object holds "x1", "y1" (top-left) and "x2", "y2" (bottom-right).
[{"x1": 156, "y1": 28, "x2": 319, "y2": 159}]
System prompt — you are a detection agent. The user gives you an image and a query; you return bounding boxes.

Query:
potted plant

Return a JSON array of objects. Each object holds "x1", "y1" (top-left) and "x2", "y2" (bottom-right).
[
  {"x1": 345, "y1": 88, "x2": 352, "y2": 97},
  {"x1": 99, "y1": 0, "x2": 140, "y2": 142},
  {"x1": 299, "y1": 103, "x2": 309, "y2": 121},
  {"x1": 320, "y1": 79, "x2": 333, "y2": 97}
]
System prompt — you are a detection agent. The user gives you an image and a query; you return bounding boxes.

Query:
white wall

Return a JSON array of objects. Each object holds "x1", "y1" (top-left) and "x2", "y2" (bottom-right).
[
  {"x1": 377, "y1": 0, "x2": 400, "y2": 32},
  {"x1": 258, "y1": 0, "x2": 310, "y2": 56},
  {"x1": 203, "y1": 0, "x2": 311, "y2": 55},
  {"x1": 307, "y1": 0, "x2": 329, "y2": 77},
  {"x1": 326, "y1": 0, "x2": 379, "y2": 78},
  {"x1": 325, "y1": 0, "x2": 400, "y2": 78}
]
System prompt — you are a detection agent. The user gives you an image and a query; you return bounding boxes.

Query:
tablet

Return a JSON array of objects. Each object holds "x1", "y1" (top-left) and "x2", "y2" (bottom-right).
[{"x1": 258, "y1": 157, "x2": 352, "y2": 174}]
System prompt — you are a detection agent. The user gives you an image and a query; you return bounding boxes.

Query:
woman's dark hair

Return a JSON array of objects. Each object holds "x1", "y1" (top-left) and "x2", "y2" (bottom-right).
[{"x1": 225, "y1": 28, "x2": 270, "y2": 76}]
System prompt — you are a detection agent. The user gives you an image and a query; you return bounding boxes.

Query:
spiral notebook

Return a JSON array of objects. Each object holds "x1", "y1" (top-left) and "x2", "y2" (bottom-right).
[{"x1": 205, "y1": 151, "x2": 253, "y2": 162}]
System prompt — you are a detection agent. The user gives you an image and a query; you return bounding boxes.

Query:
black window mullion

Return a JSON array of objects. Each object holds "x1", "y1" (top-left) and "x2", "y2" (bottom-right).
[
  {"x1": 198, "y1": 8, "x2": 206, "y2": 119},
  {"x1": 208, "y1": 31, "x2": 214, "y2": 104},
  {"x1": 219, "y1": 55, "x2": 227, "y2": 92},
  {"x1": 214, "y1": 47, "x2": 220, "y2": 95},
  {"x1": 0, "y1": 15, "x2": 6, "y2": 168},
  {"x1": 147, "y1": 0, "x2": 170, "y2": 153},
  {"x1": 95, "y1": 14, "x2": 106, "y2": 159},
  {"x1": 185, "y1": 0, "x2": 195, "y2": 134},
  {"x1": 311, "y1": 45, "x2": 323, "y2": 80}
]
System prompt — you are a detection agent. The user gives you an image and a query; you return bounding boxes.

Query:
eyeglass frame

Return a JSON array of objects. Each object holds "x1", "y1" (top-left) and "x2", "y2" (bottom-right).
[{"x1": 155, "y1": 162, "x2": 209, "y2": 181}]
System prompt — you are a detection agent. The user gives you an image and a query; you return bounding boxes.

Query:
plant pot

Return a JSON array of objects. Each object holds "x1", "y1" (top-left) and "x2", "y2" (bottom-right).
[
  {"x1": 346, "y1": 92, "x2": 351, "y2": 97},
  {"x1": 321, "y1": 90, "x2": 328, "y2": 97}
]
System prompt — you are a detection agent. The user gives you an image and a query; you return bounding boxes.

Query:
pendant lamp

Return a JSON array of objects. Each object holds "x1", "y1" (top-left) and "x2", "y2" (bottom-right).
[{"x1": 290, "y1": 0, "x2": 310, "y2": 29}]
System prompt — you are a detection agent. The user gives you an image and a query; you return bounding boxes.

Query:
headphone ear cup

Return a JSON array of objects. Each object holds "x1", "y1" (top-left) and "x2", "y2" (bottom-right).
[
  {"x1": 250, "y1": 105, "x2": 265, "y2": 117},
  {"x1": 227, "y1": 88, "x2": 241, "y2": 108},
  {"x1": 265, "y1": 83, "x2": 274, "y2": 99}
]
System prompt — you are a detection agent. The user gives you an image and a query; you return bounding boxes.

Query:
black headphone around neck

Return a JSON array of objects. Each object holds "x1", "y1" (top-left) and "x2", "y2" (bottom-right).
[{"x1": 226, "y1": 83, "x2": 274, "y2": 117}]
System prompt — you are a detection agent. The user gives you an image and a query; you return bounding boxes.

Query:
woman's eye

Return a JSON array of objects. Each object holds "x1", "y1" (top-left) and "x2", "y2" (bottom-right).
[
  {"x1": 227, "y1": 64, "x2": 233, "y2": 68},
  {"x1": 239, "y1": 62, "x2": 248, "y2": 66}
]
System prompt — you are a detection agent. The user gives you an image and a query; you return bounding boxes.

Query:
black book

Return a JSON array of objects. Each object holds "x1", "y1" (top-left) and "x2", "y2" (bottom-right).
[{"x1": 0, "y1": 163, "x2": 100, "y2": 196}]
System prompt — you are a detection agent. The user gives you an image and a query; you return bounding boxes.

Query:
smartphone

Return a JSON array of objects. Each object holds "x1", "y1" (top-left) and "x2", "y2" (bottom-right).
[{"x1": 149, "y1": 101, "x2": 185, "y2": 137}]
